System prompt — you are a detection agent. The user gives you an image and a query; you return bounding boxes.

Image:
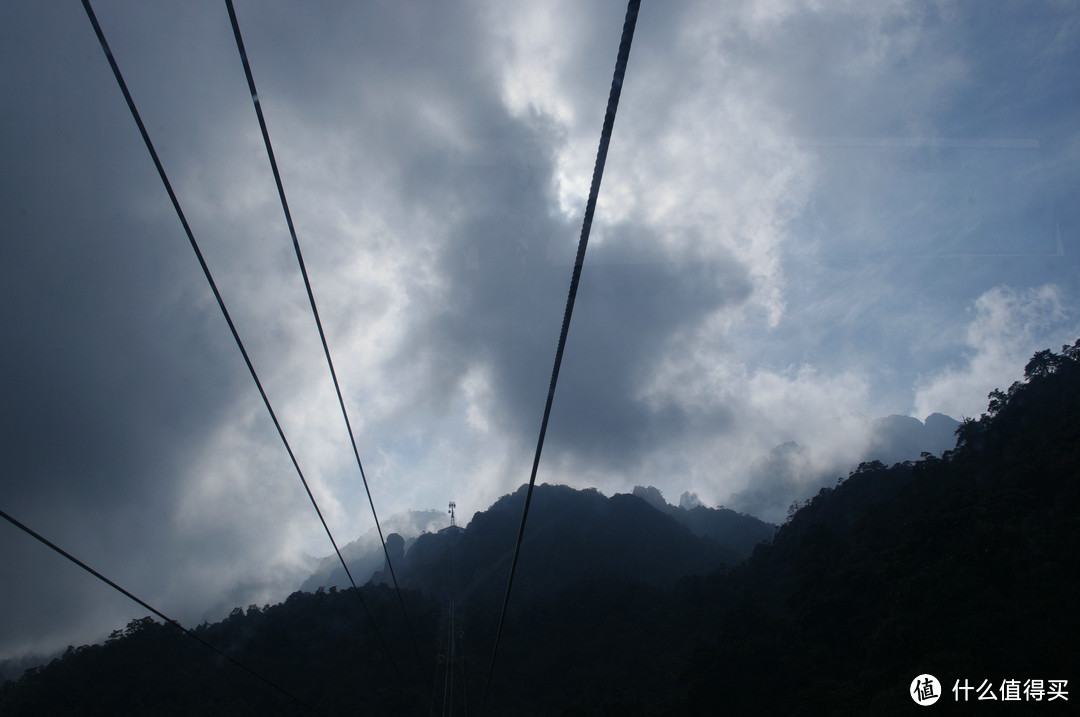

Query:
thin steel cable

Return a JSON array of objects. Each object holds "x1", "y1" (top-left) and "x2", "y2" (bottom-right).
[
  {"x1": 223, "y1": 0, "x2": 427, "y2": 684},
  {"x1": 429, "y1": 645, "x2": 442, "y2": 717},
  {"x1": 442, "y1": 603, "x2": 452, "y2": 716},
  {"x1": 446, "y1": 598, "x2": 456, "y2": 717},
  {"x1": 457, "y1": 611, "x2": 469, "y2": 717},
  {"x1": 78, "y1": 0, "x2": 413, "y2": 699},
  {"x1": 0, "y1": 509, "x2": 324, "y2": 716},
  {"x1": 451, "y1": 532, "x2": 469, "y2": 716},
  {"x1": 478, "y1": 1, "x2": 641, "y2": 713}
]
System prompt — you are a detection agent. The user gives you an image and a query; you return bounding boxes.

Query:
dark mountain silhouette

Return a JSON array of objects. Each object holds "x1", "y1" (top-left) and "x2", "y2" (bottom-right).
[
  {"x1": 0, "y1": 587, "x2": 435, "y2": 716},
  {"x1": 304, "y1": 484, "x2": 771, "y2": 602},
  {"x1": 665, "y1": 341, "x2": 1080, "y2": 716},
  {"x1": 392, "y1": 483, "x2": 770, "y2": 607},
  {"x1": 3, "y1": 341, "x2": 1077, "y2": 716}
]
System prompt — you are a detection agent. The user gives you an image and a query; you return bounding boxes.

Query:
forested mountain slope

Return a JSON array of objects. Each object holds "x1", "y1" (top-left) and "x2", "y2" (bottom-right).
[{"x1": 3, "y1": 342, "x2": 1077, "y2": 715}]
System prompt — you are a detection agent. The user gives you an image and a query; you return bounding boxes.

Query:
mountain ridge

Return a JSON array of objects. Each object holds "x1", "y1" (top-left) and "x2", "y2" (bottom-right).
[{"x1": 3, "y1": 341, "x2": 1077, "y2": 715}]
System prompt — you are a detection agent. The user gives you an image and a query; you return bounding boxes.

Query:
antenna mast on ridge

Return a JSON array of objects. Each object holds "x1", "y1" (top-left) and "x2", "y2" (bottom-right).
[{"x1": 448, "y1": 501, "x2": 456, "y2": 528}]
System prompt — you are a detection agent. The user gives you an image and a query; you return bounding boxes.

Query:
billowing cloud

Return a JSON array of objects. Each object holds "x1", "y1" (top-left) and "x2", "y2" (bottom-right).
[{"x1": 914, "y1": 284, "x2": 1077, "y2": 419}]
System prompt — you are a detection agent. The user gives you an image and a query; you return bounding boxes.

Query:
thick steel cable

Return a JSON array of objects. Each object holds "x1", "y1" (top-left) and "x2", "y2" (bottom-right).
[
  {"x1": 0, "y1": 509, "x2": 324, "y2": 716},
  {"x1": 478, "y1": 1, "x2": 641, "y2": 714},
  {"x1": 78, "y1": 0, "x2": 414, "y2": 701},
  {"x1": 223, "y1": 0, "x2": 427, "y2": 685}
]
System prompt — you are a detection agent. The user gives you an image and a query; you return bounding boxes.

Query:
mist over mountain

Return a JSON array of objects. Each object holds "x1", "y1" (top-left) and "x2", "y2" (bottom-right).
[
  {"x1": 299, "y1": 510, "x2": 446, "y2": 594},
  {"x1": 729, "y1": 412, "x2": 960, "y2": 522},
  {"x1": 3, "y1": 342, "x2": 1077, "y2": 715},
  {"x1": 630, "y1": 485, "x2": 777, "y2": 557},
  {"x1": 391, "y1": 484, "x2": 776, "y2": 606},
  {"x1": 300, "y1": 484, "x2": 776, "y2": 605},
  {"x1": 0, "y1": 656, "x2": 43, "y2": 688},
  {"x1": 868, "y1": 412, "x2": 959, "y2": 465},
  {"x1": 301, "y1": 410, "x2": 952, "y2": 596}
]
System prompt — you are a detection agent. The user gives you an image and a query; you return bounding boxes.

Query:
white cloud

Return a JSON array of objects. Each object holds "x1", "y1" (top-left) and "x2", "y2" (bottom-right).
[{"x1": 914, "y1": 284, "x2": 1076, "y2": 419}]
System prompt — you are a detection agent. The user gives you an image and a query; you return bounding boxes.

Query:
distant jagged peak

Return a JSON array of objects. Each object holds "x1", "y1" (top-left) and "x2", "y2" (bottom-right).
[
  {"x1": 631, "y1": 485, "x2": 706, "y2": 513},
  {"x1": 631, "y1": 485, "x2": 671, "y2": 512},
  {"x1": 628, "y1": 484, "x2": 776, "y2": 558}
]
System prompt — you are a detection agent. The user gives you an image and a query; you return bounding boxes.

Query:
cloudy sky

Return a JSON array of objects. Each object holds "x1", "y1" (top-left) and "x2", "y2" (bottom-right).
[{"x1": 2, "y1": 0, "x2": 1078, "y2": 661}]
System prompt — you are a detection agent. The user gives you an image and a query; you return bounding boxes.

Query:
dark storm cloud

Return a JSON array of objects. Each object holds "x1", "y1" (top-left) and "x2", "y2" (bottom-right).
[
  {"x1": 1, "y1": 0, "x2": 620, "y2": 659},
  {"x1": 0, "y1": 1, "x2": 277, "y2": 654},
  {"x1": 335, "y1": 0, "x2": 763, "y2": 472},
  {"x1": 401, "y1": 132, "x2": 757, "y2": 470},
  {"x1": 0, "y1": 10, "x2": 240, "y2": 509},
  {"x1": 0, "y1": 0, "x2": 420, "y2": 654},
  {"x1": 548, "y1": 235, "x2": 754, "y2": 466}
]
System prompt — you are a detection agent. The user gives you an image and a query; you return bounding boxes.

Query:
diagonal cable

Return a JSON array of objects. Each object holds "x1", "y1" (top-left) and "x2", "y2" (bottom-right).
[
  {"x1": 478, "y1": 1, "x2": 641, "y2": 713},
  {"x1": 78, "y1": 0, "x2": 413, "y2": 698},
  {"x1": 0, "y1": 508, "x2": 324, "y2": 716},
  {"x1": 223, "y1": 0, "x2": 427, "y2": 684}
]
